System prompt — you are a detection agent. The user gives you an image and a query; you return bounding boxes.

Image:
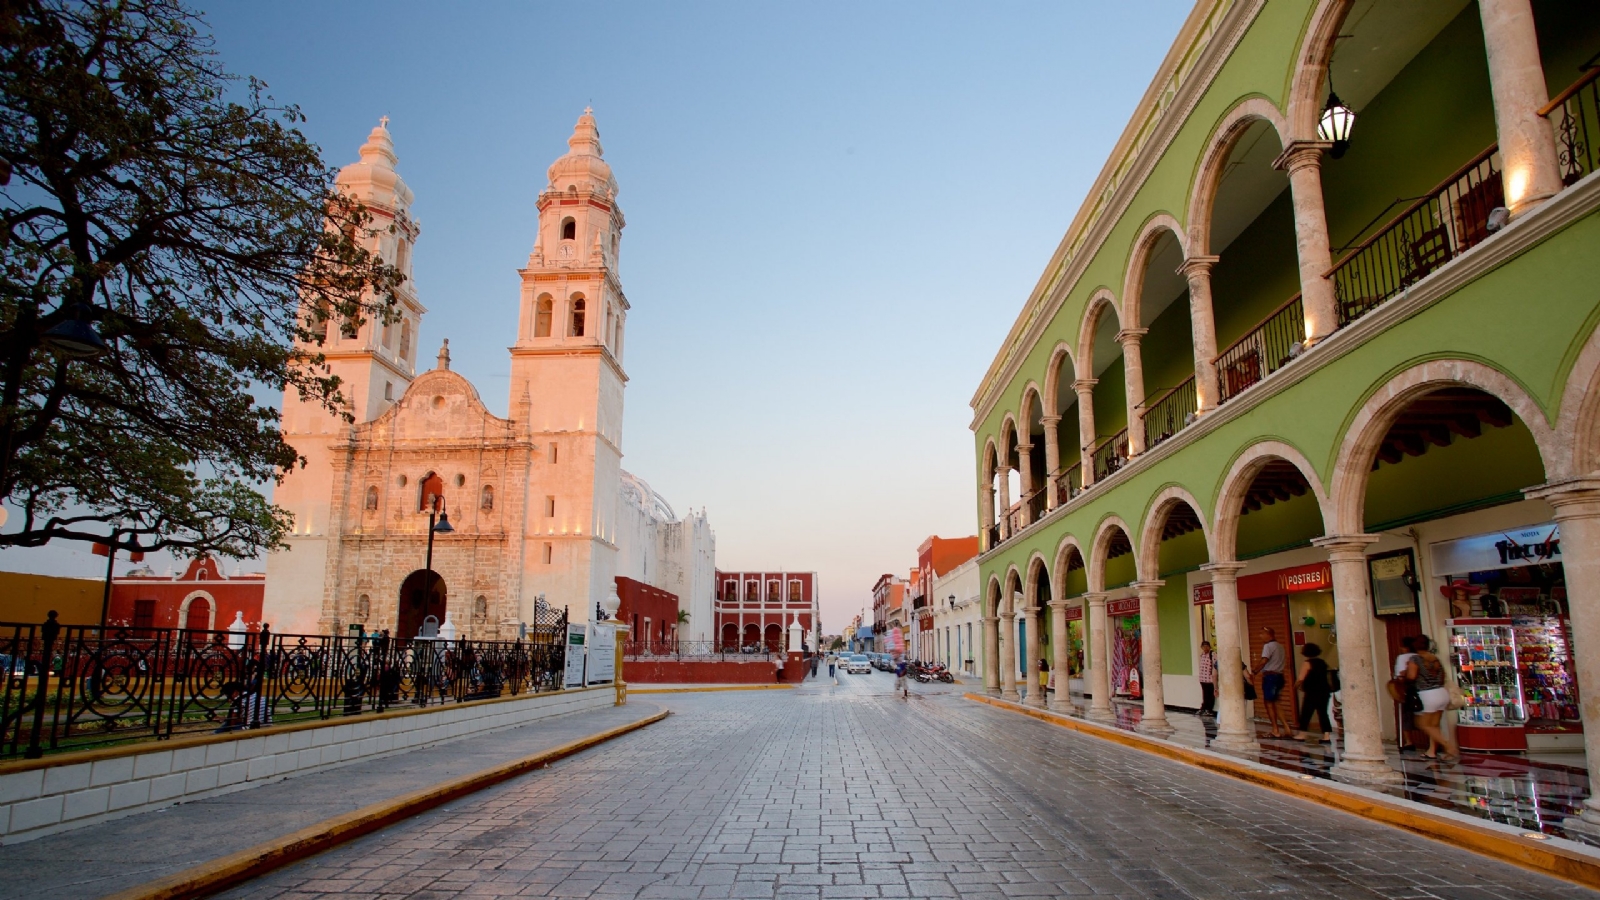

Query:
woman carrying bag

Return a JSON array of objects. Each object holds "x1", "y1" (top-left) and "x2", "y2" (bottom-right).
[{"x1": 1405, "y1": 638, "x2": 1460, "y2": 763}]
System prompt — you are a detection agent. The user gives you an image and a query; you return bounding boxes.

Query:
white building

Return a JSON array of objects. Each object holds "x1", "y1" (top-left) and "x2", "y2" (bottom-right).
[{"x1": 930, "y1": 558, "x2": 981, "y2": 677}]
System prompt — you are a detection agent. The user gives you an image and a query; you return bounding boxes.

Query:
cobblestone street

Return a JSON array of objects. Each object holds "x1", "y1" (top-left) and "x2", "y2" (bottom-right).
[{"x1": 220, "y1": 675, "x2": 1598, "y2": 900}]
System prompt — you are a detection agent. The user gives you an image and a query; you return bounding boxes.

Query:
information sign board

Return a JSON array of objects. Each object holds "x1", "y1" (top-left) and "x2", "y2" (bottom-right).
[
  {"x1": 564, "y1": 624, "x2": 587, "y2": 688},
  {"x1": 588, "y1": 622, "x2": 616, "y2": 685}
]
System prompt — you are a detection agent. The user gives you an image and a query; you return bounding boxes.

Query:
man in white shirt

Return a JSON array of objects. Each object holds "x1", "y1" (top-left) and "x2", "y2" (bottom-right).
[{"x1": 1254, "y1": 627, "x2": 1289, "y2": 738}]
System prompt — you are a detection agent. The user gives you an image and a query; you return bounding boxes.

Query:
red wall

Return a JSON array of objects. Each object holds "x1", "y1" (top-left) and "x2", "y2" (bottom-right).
[
  {"x1": 627, "y1": 658, "x2": 791, "y2": 684},
  {"x1": 615, "y1": 576, "x2": 679, "y2": 643},
  {"x1": 106, "y1": 556, "x2": 264, "y2": 634}
]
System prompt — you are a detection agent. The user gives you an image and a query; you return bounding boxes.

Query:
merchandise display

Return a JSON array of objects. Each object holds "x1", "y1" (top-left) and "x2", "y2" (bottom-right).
[
  {"x1": 1514, "y1": 614, "x2": 1581, "y2": 733},
  {"x1": 1448, "y1": 621, "x2": 1525, "y2": 731}
]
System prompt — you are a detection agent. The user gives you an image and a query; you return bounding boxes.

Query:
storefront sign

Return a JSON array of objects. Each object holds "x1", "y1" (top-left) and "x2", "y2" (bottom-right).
[
  {"x1": 564, "y1": 623, "x2": 587, "y2": 688},
  {"x1": 1193, "y1": 563, "x2": 1332, "y2": 606},
  {"x1": 1064, "y1": 604, "x2": 1083, "y2": 621},
  {"x1": 1431, "y1": 523, "x2": 1561, "y2": 576},
  {"x1": 1106, "y1": 597, "x2": 1141, "y2": 617},
  {"x1": 1193, "y1": 583, "x2": 1214, "y2": 606}
]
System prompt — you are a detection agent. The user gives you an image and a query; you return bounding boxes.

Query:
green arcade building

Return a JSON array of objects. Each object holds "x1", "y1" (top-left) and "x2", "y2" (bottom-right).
[{"x1": 969, "y1": 0, "x2": 1600, "y2": 833}]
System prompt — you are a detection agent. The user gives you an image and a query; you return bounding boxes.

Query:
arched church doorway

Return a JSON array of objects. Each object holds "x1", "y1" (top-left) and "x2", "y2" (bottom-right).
[{"x1": 397, "y1": 569, "x2": 447, "y2": 640}]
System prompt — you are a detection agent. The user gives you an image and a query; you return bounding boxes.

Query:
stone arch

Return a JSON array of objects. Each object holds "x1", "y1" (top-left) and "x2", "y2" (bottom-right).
[
  {"x1": 1287, "y1": 0, "x2": 1356, "y2": 143},
  {"x1": 1213, "y1": 440, "x2": 1332, "y2": 562},
  {"x1": 1076, "y1": 289, "x2": 1123, "y2": 377},
  {"x1": 1053, "y1": 534, "x2": 1087, "y2": 604},
  {"x1": 1019, "y1": 383, "x2": 1044, "y2": 434},
  {"x1": 1329, "y1": 359, "x2": 1562, "y2": 535},
  {"x1": 1087, "y1": 514, "x2": 1134, "y2": 593},
  {"x1": 1044, "y1": 341, "x2": 1076, "y2": 415},
  {"x1": 1557, "y1": 321, "x2": 1600, "y2": 477},
  {"x1": 1002, "y1": 565, "x2": 1024, "y2": 616},
  {"x1": 177, "y1": 591, "x2": 217, "y2": 632},
  {"x1": 1024, "y1": 552, "x2": 1051, "y2": 610},
  {"x1": 999, "y1": 414, "x2": 1019, "y2": 462},
  {"x1": 1136, "y1": 484, "x2": 1214, "y2": 582},
  {"x1": 985, "y1": 574, "x2": 1003, "y2": 618},
  {"x1": 1121, "y1": 213, "x2": 1190, "y2": 330},
  {"x1": 1186, "y1": 96, "x2": 1292, "y2": 257}
]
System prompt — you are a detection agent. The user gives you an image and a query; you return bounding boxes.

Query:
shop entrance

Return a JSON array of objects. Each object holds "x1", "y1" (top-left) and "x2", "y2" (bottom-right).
[
  {"x1": 397, "y1": 569, "x2": 447, "y2": 640},
  {"x1": 1246, "y1": 597, "x2": 1296, "y2": 724}
]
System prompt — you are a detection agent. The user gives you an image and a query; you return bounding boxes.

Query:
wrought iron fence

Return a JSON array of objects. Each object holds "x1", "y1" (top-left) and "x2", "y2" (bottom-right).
[
  {"x1": 1142, "y1": 376, "x2": 1198, "y2": 450},
  {"x1": 631, "y1": 640, "x2": 777, "y2": 661},
  {"x1": 1215, "y1": 293, "x2": 1306, "y2": 405},
  {"x1": 1545, "y1": 67, "x2": 1600, "y2": 186},
  {"x1": 0, "y1": 605, "x2": 568, "y2": 760},
  {"x1": 1053, "y1": 462, "x2": 1082, "y2": 507},
  {"x1": 1091, "y1": 429, "x2": 1129, "y2": 482},
  {"x1": 1329, "y1": 145, "x2": 1502, "y2": 327}
]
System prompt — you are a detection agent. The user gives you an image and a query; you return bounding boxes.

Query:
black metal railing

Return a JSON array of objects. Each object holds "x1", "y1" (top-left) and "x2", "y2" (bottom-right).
[
  {"x1": 1091, "y1": 429, "x2": 1129, "y2": 482},
  {"x1": 1054, "y1": 462, "x2": 1082, "y2": 506},
  {"x1": 627, "y1": 639, "x2": 776, "y2": 660},
  {"x1": 1545, "y1": 67, "x2": 1600, "y2": 186},
  {"x1": 1329, "y1": 145, "x2": 1503, "y2": 327},
  {"x1": 1215, "y1": 293, "x2": 1306, "y2": 405},
  {"x1": 0, "y1": 606, "x2": 568, "y2": 760},
  {"x1": 1142, "y1": 376, "x2": 1198, "y2": 450}
]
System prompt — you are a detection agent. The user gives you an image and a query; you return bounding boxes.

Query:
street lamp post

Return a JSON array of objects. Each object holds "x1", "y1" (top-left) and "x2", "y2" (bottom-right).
[{"x1": 422, "y1": 495, "x2": 453, "y2": 637}]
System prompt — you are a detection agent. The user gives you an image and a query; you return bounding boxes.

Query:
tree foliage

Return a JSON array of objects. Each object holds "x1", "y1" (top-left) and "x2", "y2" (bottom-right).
[{"x1": 0, "y1": 0, "x2": 401, "y2": 556}]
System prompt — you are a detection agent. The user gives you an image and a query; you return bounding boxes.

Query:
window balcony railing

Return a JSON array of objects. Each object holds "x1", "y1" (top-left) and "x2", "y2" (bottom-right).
[
  {"x1": 1142, "y1": 375, "x2": 1198, "y2": 450},
  {"x1": 1215, "y1": 292, "x2": 1306, "y2": 405},
  {"x1": 1054, "y1": 461, "x2": 1083, "y2": 507},
  {"x1": 1329, "y1": 144, "x2": 1503, "y2": 327},
  {"x1": 1546, "y1": 66, "x2": 1600, "y2": 186},
  {"x1": 1091, "y1": 429, "x2": 1129, "y2": 482}
]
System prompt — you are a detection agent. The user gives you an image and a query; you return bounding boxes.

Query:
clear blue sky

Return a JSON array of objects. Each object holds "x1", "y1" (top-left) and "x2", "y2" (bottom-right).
[{"x1": 0, "y1": 1, "x2": 1192, "y2": 629}]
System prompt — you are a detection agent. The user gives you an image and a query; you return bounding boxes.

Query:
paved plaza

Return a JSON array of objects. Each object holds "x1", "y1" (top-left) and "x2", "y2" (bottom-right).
[{"x1": 217, "y1": 674, "x2": 1595, "y2": 900}]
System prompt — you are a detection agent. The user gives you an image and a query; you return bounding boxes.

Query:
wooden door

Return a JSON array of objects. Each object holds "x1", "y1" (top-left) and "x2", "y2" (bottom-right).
[
  {"x1": 1384, "y1": 612, "x2": 1425, "y2": 746},
  {"x1": 1245, "y1": 597, "x2": 1295, "y2": 723}
]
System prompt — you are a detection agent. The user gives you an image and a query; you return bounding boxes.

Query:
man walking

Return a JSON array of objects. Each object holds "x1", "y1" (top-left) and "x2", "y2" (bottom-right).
[
  {"x1": 894, "y1": 656, "x2": 909, "y2": 700},
  {"x1": 1254, "y1": 627, "x2": 1288, "y2": 737},
  {"x1": 1197, "y1": 640, "x2": 1216, "y2": 717},
  {"x1": 827, "y1": 651, "x2": 837, "y2": 683}
]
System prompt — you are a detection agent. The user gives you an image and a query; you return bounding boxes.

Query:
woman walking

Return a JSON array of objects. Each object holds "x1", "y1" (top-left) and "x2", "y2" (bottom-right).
[
  {"x1": 1293, "y1": 643, "x2": 1334, "y2": 741},
  {"x1": 1406, "y1": 638, "x2": 1460, "y2": 762}
]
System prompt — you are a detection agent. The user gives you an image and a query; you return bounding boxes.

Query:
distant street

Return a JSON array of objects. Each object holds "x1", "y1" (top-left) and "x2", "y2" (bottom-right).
[{"x1": 221, "y1": 674, "x2": 1593, "y2": 900}]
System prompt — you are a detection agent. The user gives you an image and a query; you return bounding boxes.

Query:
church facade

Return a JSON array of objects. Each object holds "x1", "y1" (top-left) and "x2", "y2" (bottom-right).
[{"x1": 261, "y1": 111, "x2": 715, "y2": 640}]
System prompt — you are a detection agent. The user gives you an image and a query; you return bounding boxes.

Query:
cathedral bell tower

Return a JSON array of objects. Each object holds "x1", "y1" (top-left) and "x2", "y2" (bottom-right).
[
  {"x1": 263, "y1": 119, "x2": 426, "y2": 635},
  {"x1": 510, "y1": 109, "x2": 630, "y2": 625}
]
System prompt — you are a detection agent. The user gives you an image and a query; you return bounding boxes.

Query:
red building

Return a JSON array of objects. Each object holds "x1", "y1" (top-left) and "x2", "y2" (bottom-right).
[
  {"x1": 913, "y1": 536, "x2": 978, "y2": 661},
  {"x1": 107, "y1": 556, "x2": 265, "y2": 635},
  {"x1": 713, "y1": 570, "x2": 819, "y2": 652},
  {"x1": 616, "y1": 575, "x2": 679, "y2": 650}
]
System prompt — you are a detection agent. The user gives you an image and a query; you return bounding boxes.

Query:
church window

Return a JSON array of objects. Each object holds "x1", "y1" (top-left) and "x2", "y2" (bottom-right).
[
  {"x1": 610, "y1": 231, "x2": 618, "y2": 257},
  {"x1": 400, "y1": 320, "x2": 412, "y2": 361},
  {"x1": 542, "y1": 542, "x2": 553, "y2": 564},
  {"x1": 560, "y1": 218, "x2": 576, "y2": 241},
  {"x1": 473, "y1": 595, "x2": 488, "y2": 620},
  {"x1": 534, "y1": 295, "x2": 553, "y2": 338},
  {"x1": 356, "y1": 594, "x2": 370, "y2": 621},
  {"x1": 384, "y1": 382, "x2": 394, "y2": 402},
  {"x1": 340, "y1": 316, "x2": 359, "y2": 340},
  {"x1": 364, "y1": 486, "x2": 379, "y2": 510},
  {"x1": 395, "y1": 239, "x2": 410, "y2": 275},
  {"x1": 480, "y1": 485, "x2": 494, "y2": 511},
  {"x1": 544, "y1": 495, "x2": 555, "y2": 517},
  {"x1": 420, "y1": 472, "x2": 444, "y2": 513},
  {"x1": 569, "y1": 298, "x2": 585, "y2": 337},
  {"x1": 604, "y1": 305, "x2": 613, "y2": 349},
  {"x1": 549, "y1": 442, "x2": 559, "y2": 464},
  {"x1": 454, "y1": 474, "x2": 466, "y2": 488}
]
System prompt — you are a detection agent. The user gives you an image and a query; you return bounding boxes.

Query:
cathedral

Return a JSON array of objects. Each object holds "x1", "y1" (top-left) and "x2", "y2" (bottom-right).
[{"x1": 261, "y1": 111, "x2": 717, "y2": 640}]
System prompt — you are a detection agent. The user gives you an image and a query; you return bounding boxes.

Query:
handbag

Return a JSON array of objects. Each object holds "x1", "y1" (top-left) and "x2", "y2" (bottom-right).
[
  {"x1": 1243, "y1": 680, "x2": 1257, "y2": 701},
  {"x1": 1447, "y1": 683, "x2": 1468, "y2": 710}
]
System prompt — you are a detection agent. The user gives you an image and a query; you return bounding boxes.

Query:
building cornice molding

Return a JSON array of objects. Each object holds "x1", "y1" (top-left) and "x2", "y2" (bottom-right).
[
  {"x1": 971, "y1": 0, "x2": 1262, "y2": 426},
  {"x1": 977, "y1": 168, "x2": 1600, "y2": 566}
]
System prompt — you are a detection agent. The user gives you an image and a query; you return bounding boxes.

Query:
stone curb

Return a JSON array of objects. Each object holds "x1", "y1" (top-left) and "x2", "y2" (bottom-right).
[
  {"x1": 630, "y1": 685, "x2": 794, "y2": 694},
  {"x1": 100, "y1": 709, "x2": 671, "y2": 900},
  {"x1": 966, "y1": 693, "x2": 1600, "y2": 890}
]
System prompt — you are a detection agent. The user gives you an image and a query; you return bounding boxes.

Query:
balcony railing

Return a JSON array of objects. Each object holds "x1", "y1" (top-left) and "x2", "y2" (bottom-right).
[
  {"x1": 1142, "y1": 376, "x2": 1198, "y2": 450},
  {"x1": 1091, "y1": 429, "x2": 1129, "y2": 482},
  {"x1": 1545, "y1": 66, "x2": 1600, "y2": 186},
  {"x1": 1329, "y1": 144, "x2": 1503, "y2": 327},
  {"x1": 1054, "y1": 461, "x2": 1082, "y2": 506},
  {"x1": 1215, "y1": 293, "x2": 1306, "y2": 405}
]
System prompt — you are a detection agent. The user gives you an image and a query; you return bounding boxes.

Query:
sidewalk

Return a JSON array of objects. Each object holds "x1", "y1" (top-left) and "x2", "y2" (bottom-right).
[{"x1": 0, "y1": 699, "x2": 662, "y2": 900}]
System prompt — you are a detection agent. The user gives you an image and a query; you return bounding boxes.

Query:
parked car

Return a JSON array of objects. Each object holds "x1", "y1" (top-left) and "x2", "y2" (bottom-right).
[{"x1": 845, "y1": 654, "x2": 872, "y2": 675}]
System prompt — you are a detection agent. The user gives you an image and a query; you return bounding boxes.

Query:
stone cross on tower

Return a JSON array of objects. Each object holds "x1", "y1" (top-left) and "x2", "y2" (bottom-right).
[{"x1": 437, "y1": 338, "x2": 450, "y2": 370}]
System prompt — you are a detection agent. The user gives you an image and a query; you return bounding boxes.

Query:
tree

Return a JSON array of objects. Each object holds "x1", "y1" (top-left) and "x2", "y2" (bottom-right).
[{"x1": 0, "y1": 0, "x2": 402, "y2": 557}]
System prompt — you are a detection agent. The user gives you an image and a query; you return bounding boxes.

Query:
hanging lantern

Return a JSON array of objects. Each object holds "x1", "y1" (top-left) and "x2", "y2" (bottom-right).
[{"x1": 1318, "y1": 91, "x2": 1356, "y2": 159}]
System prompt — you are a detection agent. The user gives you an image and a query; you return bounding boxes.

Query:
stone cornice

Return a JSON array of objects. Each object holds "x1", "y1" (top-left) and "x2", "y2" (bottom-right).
[
  {"x1": 971, "y1": 0, "x2": 1260, "y2": 426},
  {"x1": 508, "y1": 343, "x2": 629, "y2": 385},
  {"x1": 977, "y1": 167, "x2": 1600, "y2": 567}
]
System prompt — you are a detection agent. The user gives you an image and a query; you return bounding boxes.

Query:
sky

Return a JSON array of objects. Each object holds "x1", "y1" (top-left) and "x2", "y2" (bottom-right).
[{"x1": 0, "y1": 0, "x2": 1192, "y2": 630}]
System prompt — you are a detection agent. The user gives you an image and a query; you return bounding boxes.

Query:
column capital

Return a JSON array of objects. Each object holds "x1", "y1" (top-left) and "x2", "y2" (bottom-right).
[
  {"x1": 1177, "y1": 255, "x2": 1220, "y2": 279},
  {"x1": 999, "y1": 611, "x2": 1016, "y2": 621},
  {"x1": 1312, "y1": 533, "x2": 1380, "y2": 559},
  {"x1": 1019, "y1": 605, "x2": 1041, "y2": 615},
  {"x1": 1130, "y1": 580, "x2": 1165, "y2": 596},
  {"x1": 1200, "y1": 561, "x2": 1246, "y2": 580},
  {"x1": 1040, "y1": 414, "x2": 1062, "y2": 426},
  {"x1": 981, "y1": 615, "x2": 999, "y2": 624},
  {"x1": 1017, "y1": 444, "x2": 1033, "y2": 458},
  {"x1": 1072, "y1": 378, "x2": 1098, "y2": 394},
  {"x1": 1084, "y1": 591, "x2": 1108, "y2": 608},
  {"x1": 1045, "y1": 597, "x2": 1071, "y2": 610},
  {"x1": 1114, "y1": 327, "x2": 1149, "y2": 346},
  {"x1": 1526, "y1": 477, "x2": 1600, "y2": 516},
  {"x1": 1272, "y1": 140, "x2": 1333, "y2": 173}
]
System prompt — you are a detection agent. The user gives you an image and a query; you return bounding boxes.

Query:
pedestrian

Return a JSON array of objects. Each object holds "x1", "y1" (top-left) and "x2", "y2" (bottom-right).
[
  {"x1": 1197, "y1": 640, "x2": 1216, "y2": 717},
  {"x1": 1406, "y1": 637, "x2": 1460, "y2": 763},
  {"x1": 810, "y1": 652, "x2": 819, "y2": 679},
  {"x1": 1293, "y1": 643, "x2": 1334, "y2": 742},
  {"x1": 1389, "y1": 635, "x2": 1427, "y2": 754},
  {"x1": 1038, "y1": 657, "x2": 1049, "y2": 696},
  {"x1": 894, "y1": 656, "x2": 909, "y2": 699},
  {"x1": 774, "y1": 655, "x2": 784, "y2": 684},
  {"x1": 827, "y1": 651, "x2": 837, "y2": 682},
  {"x1": 1253, "y1": 627, "x2": 1289, "y2": 737}
]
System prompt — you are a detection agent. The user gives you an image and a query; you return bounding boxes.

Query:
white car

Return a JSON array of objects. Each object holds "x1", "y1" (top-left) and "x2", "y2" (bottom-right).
[{"x1": 845, "y1": 654, "x2": 872, "y2": 674}]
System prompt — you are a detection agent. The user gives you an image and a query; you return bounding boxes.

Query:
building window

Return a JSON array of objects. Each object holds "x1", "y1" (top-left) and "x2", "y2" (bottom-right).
[
  {"x1": 723, "y1": 580, "x2": 736, "y2": 601},
  {"x1": 384, "y1": 381, "x2": 394, "y2": 401},
  {"x1": 133, "y1": 599, "x2": 156, "y2": 632},
  {"x1": 399, "y1": 320, "x2": 411, "y2": 361},
  {"x1": 549, "y1": 442, "x2": 559, "y2": 464},
  {"x1": 789, "y1": 580, "x2": 801, "y2": 602},
  {"x1": 543, "y1": 542, "x2": 553, "y2": 564},
  {"x1": 545, "y1": 495, "x2": 556, "y2": 517},
  {"x1": 569, "y1": 298, "x2": 586, "y2": 337},
  {"x1": 561, "y1": 217, "x2": 576, "y2": 241},
  {"x1": 364, "y1": 486, "x2": 379, "y2": 510},
  {"x1": 340, "y1": 316, "x2": 359, "y2": 339},
  {"x1": 746, "y1": 580, "x2": 758, "y2": 602},
  {"x1": 420, "y1": 472, "x2": 444, "y2": 512},
  {"x1": 480, "y1": 485, "x2": 494, "y2": 511},
  {"x1": 768, "y1": 581, "x2": 779, "y2": 602},
  {"x1": 534, "y1": 295, "x2": 553, "y2": 338}
]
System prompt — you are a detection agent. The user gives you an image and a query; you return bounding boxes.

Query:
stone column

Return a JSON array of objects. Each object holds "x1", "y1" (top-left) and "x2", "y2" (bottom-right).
[
  {"x1": 1041, "y1": 415, "x2": 1063, "y2": 510},
  {"x1": 1074, "y1": 379, "x2": 1098, "y2": 487},
  {"x1": 1085, "y1": 592, "x2": 1114, "y2": 720},
  {"x1": 1480, "y1": 0, "x2": 1562, "y2": 216},
  {"x1": 1118, "y1": 329, "x2": 1150, "y2": 456},
  {"x1": 1273, "y1": 141, "x2": 1339, "y2": 344},
  {"x1": 982, "y1": 614, "x2": 1000, "y2": 696},
  {"x1": 980, "y1": 476, "x2": 995, "y2": 552},
  {"x1": 1017, "y1": 444, "x2": 1035, "y2": 527},
  {"x1": 1313, "y1": 535, "x2": 1402, "y2": 784},
  {"x1": 996, "y1": 464, "x2": 1012, "y2": 541},
  {"x1": 1178, "y1": 256, "x2": 1222, "y2": 415},
  {"x1": 999, "y1": 611, "x2": 1019, "y2": 700},
  {"x1": 1132, "y1": 580, "x2": 1171, "y2": 733},
  {"x1": 1202, "y1": 562, "x2": 1258, "y2": 753},
  {"x1": 1047, "y1": 598, "x2": 1072, "y2": 712},
  {"x1": 1524, "y1": 479, "x2": 1600, "y2": 836},
  {"x1": 1022, "y1": 605, "x2": 1045, "y2": 708}
]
